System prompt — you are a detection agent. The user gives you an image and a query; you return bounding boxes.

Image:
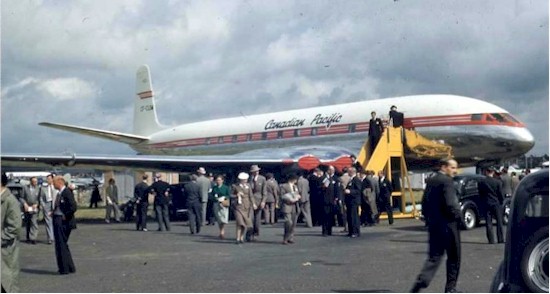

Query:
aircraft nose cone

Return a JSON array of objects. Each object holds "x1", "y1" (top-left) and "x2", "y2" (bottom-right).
[{"x1": 515, "y1": 127, "x2": 535, "y2": 153}]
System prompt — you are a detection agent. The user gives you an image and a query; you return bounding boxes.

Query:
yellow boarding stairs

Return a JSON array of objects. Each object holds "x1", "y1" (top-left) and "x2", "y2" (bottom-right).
[{"x1": 356, "y1": 127, "x2": 452, "y2": 219}]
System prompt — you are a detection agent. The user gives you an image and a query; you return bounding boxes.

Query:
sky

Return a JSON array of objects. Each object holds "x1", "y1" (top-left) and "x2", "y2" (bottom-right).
[{"x1": 1, "y1": 0, "x2": 548, "y2": 157}]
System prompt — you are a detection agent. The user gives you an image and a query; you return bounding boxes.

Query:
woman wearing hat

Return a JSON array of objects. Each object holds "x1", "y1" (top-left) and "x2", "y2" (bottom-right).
[
  {"x1": 212, "y1": 175, "x2": 230, "y2": 239},
  {"x1": 231, "y1": 172, "x2": 257, "y2": 244}
]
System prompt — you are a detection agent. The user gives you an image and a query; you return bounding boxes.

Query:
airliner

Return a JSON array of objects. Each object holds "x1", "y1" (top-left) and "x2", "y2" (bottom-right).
[{"x1": 2, "y1": 65, "x2": 535, "y2": 172}]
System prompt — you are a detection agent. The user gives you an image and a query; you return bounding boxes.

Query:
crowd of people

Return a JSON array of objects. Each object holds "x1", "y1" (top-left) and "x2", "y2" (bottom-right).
[{"x1": 127, "y1": 164, "x2": 398, "y2": 244}]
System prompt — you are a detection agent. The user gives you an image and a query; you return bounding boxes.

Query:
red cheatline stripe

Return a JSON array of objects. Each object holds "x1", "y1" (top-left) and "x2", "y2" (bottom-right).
[{"x1": 138, "y1": 91, "x2": 153, "y2": 99}]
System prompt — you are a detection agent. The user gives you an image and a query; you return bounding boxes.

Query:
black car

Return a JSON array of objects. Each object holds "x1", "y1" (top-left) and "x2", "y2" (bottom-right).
[
  {"x1": 454, "y1": 174, "x2": 510, "y2": 230},
  {"x1": 168, "y1": 183, "x2": 188, "y2": 221},
  {"x1": 490, "y1": 169, "x2": 548, "y2": 292}
]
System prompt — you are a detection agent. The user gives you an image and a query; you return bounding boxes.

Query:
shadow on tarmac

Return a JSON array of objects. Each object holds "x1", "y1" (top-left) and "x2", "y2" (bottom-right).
[
  {"x1": 332, "y1": 289, "x2": 392, "y2": 293},
  {"x1": 21, "y1": 268, "x2": 59, "y2": 276}
]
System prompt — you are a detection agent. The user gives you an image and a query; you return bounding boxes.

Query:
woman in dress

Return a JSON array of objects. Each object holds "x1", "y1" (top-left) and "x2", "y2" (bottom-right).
[
  {"x1": 212, "y1": 175, "x2": 230, "y2": 239},
  {"x1": 231, "y1": 172, "x2": 257, "y2": 244}
]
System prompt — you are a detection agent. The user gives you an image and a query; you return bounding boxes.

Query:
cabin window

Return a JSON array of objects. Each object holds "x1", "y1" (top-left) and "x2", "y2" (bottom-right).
[
  {"x1": 311, "y1": 128, "x2": 318, "y2": 136},
  {"x1": 470, "y1": 114, "x2": 483, "y2": 121},
  {"x1": 246, "y1": 134, "x2": 252, "y2": 141},
  {"x1": 277, "y1": 131, "x2": 284, "y2": 139},
  {"x1": 232, "y1": 135, "x2": 238, "y2": 143},
  {"x1": 348, "y1": 124, "x2": 356, "y2": 133},
  {"x1": 218, "y1": 137, "x2": 224, "y2": 144},
  {"x1": 261, "y1": 132, "x2": 267, "y2": 140},
  {"x1": 294, "y1": 129, "x2": 301, "y2": 137}
]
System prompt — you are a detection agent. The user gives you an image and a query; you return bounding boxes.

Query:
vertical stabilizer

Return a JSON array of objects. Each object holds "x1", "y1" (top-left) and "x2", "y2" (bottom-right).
[{"x1": 134, "y1": 65, "x2": 163, "y2": 136}]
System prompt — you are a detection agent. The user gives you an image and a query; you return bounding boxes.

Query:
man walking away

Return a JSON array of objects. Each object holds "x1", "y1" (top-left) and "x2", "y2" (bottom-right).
[
  {"x1": 149, "y1": 173, "x2": 171, "y2": 231},
  {"x1": 1, "y1": 172, "x2": 22, "y2": 292},
  {"x1": 196, "y1": 167, "x2": 211, "y2": 225},
  {"x1": 264, "y1": 173, "x2": 279, "y2": 225},
  {"x1": 297, "y1": 172, "x2": 312, "y2": 228},
  {"x1": 184, "y1": 175, "x2": 203, "y2": 234},
  {"x1": 134, "y1": 174, "x2": 150, "y2": 231},
  {"x1": 411, "y1": 159, "x2": 462, "y2": 293},
  {"x1": 478, "y1": 167, "x2": 505, "y2": 244}
]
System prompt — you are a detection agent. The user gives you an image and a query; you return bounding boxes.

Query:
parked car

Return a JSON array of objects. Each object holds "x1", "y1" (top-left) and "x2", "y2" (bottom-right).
[
  {"x1": 168, "y1": 183, "x2": 188, "y2": 221},
  {"x1": 490, "y1": 169, "x2": 548, "y2": 292},
  {"x1": 454, "y1": 173, "x2": 510, "y2": 230}
]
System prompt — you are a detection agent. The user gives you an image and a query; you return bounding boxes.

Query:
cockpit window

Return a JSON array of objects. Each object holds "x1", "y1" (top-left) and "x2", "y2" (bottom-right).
[
  {"x1": 503, "y1": 113, "x2": 521, "y2": 123},
  {"x1": 490, "y1": 113, "x2": 507, "y2": 123}
]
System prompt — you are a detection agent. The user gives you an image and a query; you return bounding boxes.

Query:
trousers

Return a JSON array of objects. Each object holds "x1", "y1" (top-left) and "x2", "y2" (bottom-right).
[
  {"x1": 414, "y1": 222, "x2": 461, "y2": 292},
  {"x1": 187, "y1": 202, "x2": 202, "y2": 234},
  {"x1": 485, "y1": 202, "x2": 504, "y2": 243},
  {"x1": 155, "y1": 203, "x2": 171, "y2": 231},
  {"x1": 24, "y1": 213, "x2": 38, "y2": 241},
  {"x1": 53, "y1": 216, "x2": 75, "y2": 274}
]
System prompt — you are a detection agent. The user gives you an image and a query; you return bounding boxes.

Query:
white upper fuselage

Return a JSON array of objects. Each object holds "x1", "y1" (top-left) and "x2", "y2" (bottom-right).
[{"x1": 132, "y1": 94, "x2": 534, "y2": 165}]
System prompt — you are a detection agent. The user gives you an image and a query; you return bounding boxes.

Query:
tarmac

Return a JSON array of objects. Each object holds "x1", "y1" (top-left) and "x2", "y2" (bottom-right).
[{"x1": 18, "y1": 219, "x2": 504, "y2": 293}]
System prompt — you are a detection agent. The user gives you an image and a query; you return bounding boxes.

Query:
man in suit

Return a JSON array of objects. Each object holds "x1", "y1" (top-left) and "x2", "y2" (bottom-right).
[
  {"x1": 21, "y1": 177, "x2": 44, "y2": 244},
  {"x1": 368, "y1": 111, "x2": 385, "y2": 155},
  {"x1": 343, "y1": 167, "x2": 362, "y2": 238},
  {"x1": 500, "y1": 167, "x2": 512, "y2": 198},
  {"x1": 2, "y1": 172, "x2": 22, "y2": 292},
  {"x1": 149, "y1": 173, "x2": 171, "y2": 231},
  {"x1": 134, "y1": 174, "x2": 150, "y2": 231},
  {"x1": 263, "y1": 173, "x2": 279, "y2": 225},
  {"x1": 308, "y1": 168, "x2": 324, "y2": 226},
  {"x1": 376, "y1": 170, "x2": 394, "y2": 225},
  {"x1": 364, "y1": 171, "x2": 379, "y2": 226},
  {"x1": 185, "y1": 175, "x2": 203, "y2": 234},
  {"x1": 40, "y1": 174, "x2": 57, "y2": 244},
  {"x1": 196, "y1": 167, "x2": 211, "y2": 225},
  {"x1": 280, "y1": 174, "x2": 301, "y2": 244},
  {"x1": 411, "y1": 159, "x2": 462, "y2": 293},
  {"x1": 105, "y1": 178, "x2": 121, "y2": 223},
  {"x1": 478, "y1": 167, "x2": 505, "y2": 244},
  {"x1": 389, "y1": 105, "x2": 404, "y2": 127},
  {"x1": 321, "y1": 166, "x2": 341, "y2": 236},
  {"x1": 52, "y1": 175, "x2": 77, "y2": 275},
  {"x1": 297, "y1": 172, "x2": 312, "y2": 228},
  {"x1": 249, "y1": 165, "x2": 267, "y2": 237}
]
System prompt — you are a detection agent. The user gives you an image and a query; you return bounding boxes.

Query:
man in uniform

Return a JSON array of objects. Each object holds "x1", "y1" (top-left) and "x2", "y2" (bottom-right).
[
  {"x1": 249, "y1": 165, "x2": 267, "y2": 238},
  {"x1": 368, "y1": 111, "x2": 384, "y2": 155},
  {"x1": 196, "y1": 167, "x2": 211, "y2": 225},
  {"x1": 1, "y1": 172, "x2": 22, "y2": 292},
  {"x1": 478, "y1": 167, "x2": 505, "y2": 244},
  {"x1": 134, "y1": 174, "x2": 150, "y2": 231},
  {"x1": 411, "y1": 159, "x2": 462, "y2": 293},
  {"x1": 149, "y1": 173, "x2": 171, "y2": 231},
  {"x1": 297, "y1": 172, "x2": 312, "y2": 228},
  {"x1": 344, "y1": 167, "x2": 362, "y2": 238},
  {"x1": 41, "y1": 174, "x2": 57, "y2": 244},
  {"x1": 321, "y1": 166, "x2": 341, "y2": 236},
  {"x1": 21, "y1": 177, "x2": 45, "y2": 244}
]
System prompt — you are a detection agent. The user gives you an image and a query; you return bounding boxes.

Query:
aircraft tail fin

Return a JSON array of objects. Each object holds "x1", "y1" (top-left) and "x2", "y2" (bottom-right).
[
  {"x1": 134, "y1": 65, "x2": 163, "y2": 136},
  {"x1": 39, "y1": 122, "x2": 149, "y2": 145}
]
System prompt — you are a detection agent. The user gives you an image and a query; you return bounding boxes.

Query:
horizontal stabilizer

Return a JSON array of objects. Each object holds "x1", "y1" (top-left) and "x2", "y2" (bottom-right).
[{"x1": 39, "y1": 122, "x2": 149, "y2": 145}]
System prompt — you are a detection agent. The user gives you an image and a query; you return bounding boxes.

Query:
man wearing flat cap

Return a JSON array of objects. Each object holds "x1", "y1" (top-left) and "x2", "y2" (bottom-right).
[
  {"x1": 196, "y1": 167, "x2": 212, "y2": 224},
  {"x1": 249, "y1": 165, "x2": 267, "y2": 239}
]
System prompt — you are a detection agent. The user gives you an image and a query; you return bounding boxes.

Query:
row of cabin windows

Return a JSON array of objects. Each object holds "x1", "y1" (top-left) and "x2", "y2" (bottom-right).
[{"x1": 204, "y1": 124, "x2": 359, "y2": 145}]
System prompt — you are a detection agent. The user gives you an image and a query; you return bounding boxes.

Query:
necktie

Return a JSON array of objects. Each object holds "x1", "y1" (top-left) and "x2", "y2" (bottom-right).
[{"x1": 55, "y1": 192, "x2": 61, "y2": 209}]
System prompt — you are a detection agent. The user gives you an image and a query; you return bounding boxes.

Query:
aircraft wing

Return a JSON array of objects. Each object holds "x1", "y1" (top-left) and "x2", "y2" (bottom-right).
[
  {"x1": 39, "y1": 122, "x2": 149, "y2": 145},
  {"x1": 1, "y1": 147, "x2": 355, "y2": 173}
]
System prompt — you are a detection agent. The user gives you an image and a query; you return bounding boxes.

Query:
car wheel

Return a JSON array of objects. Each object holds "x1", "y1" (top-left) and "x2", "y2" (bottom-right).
[
  {"x1": 462, "y1": 207, "x2": 477, "y2": 230},
  {"x1": 521, "y1": 228, "x2": 549, "y2": 292}
]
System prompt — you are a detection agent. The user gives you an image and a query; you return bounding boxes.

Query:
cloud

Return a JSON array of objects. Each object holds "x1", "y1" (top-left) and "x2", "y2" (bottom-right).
[{"x1": 1, "y1": 0, "x2": 548, "y2": 157}]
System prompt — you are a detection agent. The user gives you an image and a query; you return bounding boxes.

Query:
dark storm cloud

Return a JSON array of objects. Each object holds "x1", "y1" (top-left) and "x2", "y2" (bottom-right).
[{"x1": 1, "y1": 0, "x2": 548, "y2": 156}]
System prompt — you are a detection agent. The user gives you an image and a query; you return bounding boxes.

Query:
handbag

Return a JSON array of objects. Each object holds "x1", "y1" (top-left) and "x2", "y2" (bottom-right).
[{"x1": 221, "y1": 199, "x2": 230, "y2": 208}]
